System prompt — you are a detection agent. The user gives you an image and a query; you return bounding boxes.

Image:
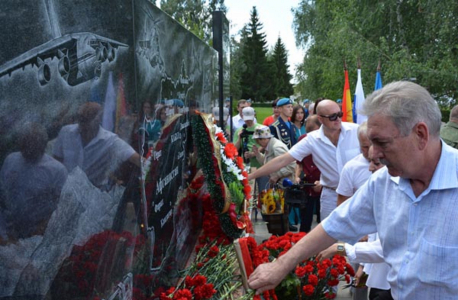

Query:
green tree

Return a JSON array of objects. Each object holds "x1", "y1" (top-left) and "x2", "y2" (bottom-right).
[
  {"x1": 229, "y1": 35, "x2": 244, "y2": 100},
  {"x1": 292, "y1": 0, "x2": 458, "y2": 109},
  {"x1": 270, "y1": 37, "x2": 294, "y2": 98},
  {"x1": 159, "y1": 0, "x2": 226, "y2": 42},
  {"x1": 239, "y1": 6, "x2": 271, "y2": 102}
]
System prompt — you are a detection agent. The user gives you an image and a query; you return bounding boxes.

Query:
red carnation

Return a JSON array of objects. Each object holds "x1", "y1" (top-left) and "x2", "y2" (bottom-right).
[
  {"x1": 318, "y1": 268, "x2": 327, "y2": 279},
  {"x1": 172, "y1": 288, "x2": 193, "y2": 300},
  {"x1": 184, "y1": 275, "x2": 194, "y2": 287},
  {"x1": 346, "y1": 263, "x2": 355, "y2": 276},
  {"x1": 327, "y1": 279, "x2": 340, "y2": 286},
  {"x1": 321, "y1": 258, "x2": 332, "y2": 268},
  {"x1": 295, "y1": 266, "x2": 306, "y2": 278},
  {"x1": 303, "y1": 284, "x2": 315, "y2": 296},
  {"x1": 224, "y1": 143, "x2": 238, "y2": 159},
  {"x1": 201, "y1": 283, "x2": 217, "y2": 299},
  {"x1": 330, "y1": 268, "x2": 339, "y2": 277},
  {"x1": 337, "y1": 264, "x2": 345, "y2": 274},
  {"x1": 304, "y1": 264, "x2": 314, "y2": 274},
  {"x1": 236, "y1": 157, "x2": 245, "y2": 170},
  {"x1": 243, "y1": 185, "x2": 252, "y2": 198},
  {"x1": 208, "y1": 245, "x2": 220, "y2": 258},
  {"x1": 325, "y1": 291, "x2": 337, "y2": 299},
  {"x1": 216, "y1": 131, "x2": 227, "y2": 144},
  {"x1": 308, "y1": 274, "x2": 319, "y2": 286},
  {"x1": 193, "y1": 274, "x2": 208, "y2": 286}
]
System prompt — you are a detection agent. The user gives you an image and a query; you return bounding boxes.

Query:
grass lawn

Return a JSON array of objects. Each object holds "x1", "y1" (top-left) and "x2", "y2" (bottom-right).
[
  {"x1": 253, "y1": 107, "x2": 272, "y2": 123},
  {"x1": 252, "y1": 107, "x2": 272, "y2": 124},
  {"x1": 229, "y1": 105, "x2": 272, "y2": 124}
]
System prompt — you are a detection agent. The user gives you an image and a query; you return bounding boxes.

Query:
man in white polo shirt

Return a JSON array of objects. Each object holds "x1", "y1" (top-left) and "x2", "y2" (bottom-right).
[
  {"x1": 249, "y1": 99, "x2": 360, "y2": 219},
  {"x1": 231, "y1": 99, "x2": 249, "y2": 132},
  {"x1": 336, "y1": 121, "x2": 371, "y2": 206}
]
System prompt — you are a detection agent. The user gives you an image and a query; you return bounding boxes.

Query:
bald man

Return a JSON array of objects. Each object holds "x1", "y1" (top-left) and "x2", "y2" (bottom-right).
[{"x1": 249, "y1": 99, "x2": 360, "y2": 219}]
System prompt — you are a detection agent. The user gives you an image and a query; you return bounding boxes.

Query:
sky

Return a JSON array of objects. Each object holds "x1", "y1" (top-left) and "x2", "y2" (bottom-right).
[{"x1": 224, "y1": 0, "x2": 305, "y2": 83}]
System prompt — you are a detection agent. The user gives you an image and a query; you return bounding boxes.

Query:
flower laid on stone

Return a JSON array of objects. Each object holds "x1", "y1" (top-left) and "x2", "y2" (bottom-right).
[
  {"x1": 159, "y1": 242, "x2": 243, "y2": 300},
  {"x1": 243, "y1": 232, "x2": 355, "y2": 300}
]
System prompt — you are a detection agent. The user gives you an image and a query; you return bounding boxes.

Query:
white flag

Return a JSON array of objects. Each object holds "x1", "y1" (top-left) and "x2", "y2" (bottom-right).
[{"x1": 354, "y1": 69, "x2": 366, "y2": 124}]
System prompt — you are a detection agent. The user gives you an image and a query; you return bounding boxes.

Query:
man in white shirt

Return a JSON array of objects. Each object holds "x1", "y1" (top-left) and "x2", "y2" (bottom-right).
[
  {"x1": 53, "y1": 102, "x2": 141, "y2": 190},
  {"x1": 231, "y1": 99, "x2": 257, "y2": 133},
  {"x1": 231, "y1": 99, "x2": 249, "y2": 132},
  {"x1": 336, "y1": 122, "x2": 371, "y2": 206},
  {"x1": 249, "y1": 99, "x2": 360, "y2": 219},
  {"x1": 248, "y1": 81, "x2": 458, "y2": 300},
  {"x1": 320, "y1": 146, "x2": 391, "y2": 300},
  {"x1": 334, "y1": 121, "x2": 371, "y2": 300}
]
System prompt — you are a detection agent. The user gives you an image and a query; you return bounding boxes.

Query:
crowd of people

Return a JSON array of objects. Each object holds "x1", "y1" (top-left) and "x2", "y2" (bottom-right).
[
  {"x1": 213, "y1": 81, "x2": 458, "y2": 300},
  {"x1": 2, "y1": 79, "x2": 458, "y2": 299}
]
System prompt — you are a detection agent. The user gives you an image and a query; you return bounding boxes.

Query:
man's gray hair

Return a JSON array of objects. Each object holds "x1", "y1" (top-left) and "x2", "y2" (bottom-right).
[
  {"x1": 362, "y1": 81, "x2": 442, "y2": 137},
  {"x1": 357, "y1": 121, "x2": 368, "y2": 137}
]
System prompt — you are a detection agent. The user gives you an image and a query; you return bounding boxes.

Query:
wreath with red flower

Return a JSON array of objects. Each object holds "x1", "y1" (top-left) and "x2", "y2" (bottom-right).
[{"x1": 191, "y1": 112, "x2": 253, "y2": 239}]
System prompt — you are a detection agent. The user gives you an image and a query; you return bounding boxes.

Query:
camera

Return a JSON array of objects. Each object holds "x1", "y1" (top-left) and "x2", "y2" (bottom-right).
[{"x1": 240, "y1": 124, "x2": 254, "y2": 164}]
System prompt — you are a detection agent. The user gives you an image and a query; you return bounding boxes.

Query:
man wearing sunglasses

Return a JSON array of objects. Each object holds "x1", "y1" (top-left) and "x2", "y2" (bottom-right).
[{"x1": 249, "y1": 99, "x2": 360, "y2": 220}]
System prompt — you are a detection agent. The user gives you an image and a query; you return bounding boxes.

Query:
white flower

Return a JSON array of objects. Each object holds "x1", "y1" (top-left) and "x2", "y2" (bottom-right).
[{"x1": 214, "y1": 125, "x2": 223, "y2": 135}]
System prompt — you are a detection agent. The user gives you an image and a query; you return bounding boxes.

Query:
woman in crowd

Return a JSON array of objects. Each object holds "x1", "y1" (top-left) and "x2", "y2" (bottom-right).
[{"x1": 291, "y1": 105, "x2": 307, "y2": 141}]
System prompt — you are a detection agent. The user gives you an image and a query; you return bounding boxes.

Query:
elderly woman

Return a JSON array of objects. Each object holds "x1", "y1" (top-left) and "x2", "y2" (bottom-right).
[{"x1": 252, "y1": 125, "x2": 295, "y2": 185}]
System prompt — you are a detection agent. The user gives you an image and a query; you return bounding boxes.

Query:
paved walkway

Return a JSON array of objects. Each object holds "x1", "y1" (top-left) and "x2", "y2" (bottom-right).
[{"x1": 249, "y1": 209, "x2": 355, "y2": 300}]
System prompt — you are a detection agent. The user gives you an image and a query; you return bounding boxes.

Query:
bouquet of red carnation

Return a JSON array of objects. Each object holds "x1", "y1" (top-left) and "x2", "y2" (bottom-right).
[
  {"x1": 294, "y1": 254, "x2": 354, "y2": 299},
  {"x1": 254, "y1": 232, "x2": 354, "y2": 300},
  {"x1": 159, "y1": 241, "x2": 246, "y2": 300},
  {"x1": 159, "y1": 274, "x2": 217, "y2": 300}
]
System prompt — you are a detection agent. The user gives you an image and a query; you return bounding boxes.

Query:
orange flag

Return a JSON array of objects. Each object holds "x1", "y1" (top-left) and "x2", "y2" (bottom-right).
[{"x1": 342, "y1": 69, "x2": 353, "y2": 122}]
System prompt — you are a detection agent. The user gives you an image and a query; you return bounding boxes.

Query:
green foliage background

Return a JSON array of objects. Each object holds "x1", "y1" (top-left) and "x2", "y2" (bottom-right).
[
  {"x1": 235, "y1": 7, "x2": 294, "y2": 103},
  {"x1": 292, "y1": 0, "x2": 458, "y2": 110},
  {"x1": 155, "y1": 0, "x2": 458, "y2": 113}
]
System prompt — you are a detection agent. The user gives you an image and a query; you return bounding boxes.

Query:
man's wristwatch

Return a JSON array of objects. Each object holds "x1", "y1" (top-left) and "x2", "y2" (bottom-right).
[{"x1": 336, "y1": 243, "x2": 346, "y2": 256}]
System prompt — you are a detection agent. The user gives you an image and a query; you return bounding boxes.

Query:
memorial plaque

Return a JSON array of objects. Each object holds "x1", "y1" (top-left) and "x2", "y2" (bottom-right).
[{"x1": 0, "y1": 0, "x2": 219, "y2": 298}]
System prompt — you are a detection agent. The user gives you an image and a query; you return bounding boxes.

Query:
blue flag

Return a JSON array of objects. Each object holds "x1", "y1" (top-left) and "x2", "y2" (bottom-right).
[{"x1": 374, "y1": 71, "x2": 383, "y2": 91}]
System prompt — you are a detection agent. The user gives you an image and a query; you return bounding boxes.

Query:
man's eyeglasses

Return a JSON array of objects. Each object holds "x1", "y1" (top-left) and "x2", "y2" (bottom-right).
[{"x1": 319, "y1": 111, "x2": 343, "y2": 121}]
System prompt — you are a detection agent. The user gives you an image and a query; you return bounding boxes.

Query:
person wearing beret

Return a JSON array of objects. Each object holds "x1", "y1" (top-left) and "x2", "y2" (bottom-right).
[{"x1": 269, "y1": 98, "x2": 297, "y2": 150}]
